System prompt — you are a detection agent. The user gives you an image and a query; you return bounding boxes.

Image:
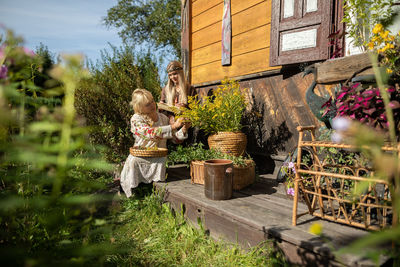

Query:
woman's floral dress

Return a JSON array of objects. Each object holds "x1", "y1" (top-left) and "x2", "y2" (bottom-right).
[{"x1": 120, "y1": 112, "x2": 187, "y2": 197}]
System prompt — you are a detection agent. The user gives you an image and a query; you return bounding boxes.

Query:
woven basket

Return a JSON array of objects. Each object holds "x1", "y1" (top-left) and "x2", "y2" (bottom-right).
[
  {"x1": 129, "y1": 147, "x2": 168, "y2": 158},
  {"x1": 208, "y1": 132, "x2": 247, "y2": 156},
  {"x1": 233, "y1": 160, "x2": 255, "y2": 190},
  {"x1": 190, "y1": 159, "x2": 255, "y2": 190},
  {"x1": 190, "y1": 160, "x2": 205, "y2": 184}
]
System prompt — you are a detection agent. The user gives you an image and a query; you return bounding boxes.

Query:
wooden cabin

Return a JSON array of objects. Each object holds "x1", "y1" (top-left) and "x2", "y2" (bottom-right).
[{"x1": 181, "y1": 0, "x2": 345, "y2": 165}]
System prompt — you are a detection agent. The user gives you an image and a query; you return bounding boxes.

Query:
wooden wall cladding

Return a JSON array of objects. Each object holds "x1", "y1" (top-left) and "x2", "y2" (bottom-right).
[{"x1": 190, "y1": 0, "x2": 279, "y2": 85}]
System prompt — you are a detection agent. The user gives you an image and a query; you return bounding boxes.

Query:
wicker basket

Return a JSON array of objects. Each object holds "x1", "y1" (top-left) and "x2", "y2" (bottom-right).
[
  {"x1": 233, "y1": 160, "x2": 255, "y2": 190},
  {"x1": 208, "y1": 132, "x2": 247, "y2": 156},
  {"x1": 190, "y1": 159, "x2": 255, "y2": 190},
  {"x1": 190, "y1": 160, "x2": 205, "y2": 184},
  {"x1": 129, "y1": 147, "x2": 168, "y2": 158}
]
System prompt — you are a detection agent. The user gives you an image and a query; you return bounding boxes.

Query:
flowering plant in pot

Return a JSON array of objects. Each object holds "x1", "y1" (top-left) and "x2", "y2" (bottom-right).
[{"x1": 177, "y1": 78, "x2": 248, "y2": 156}]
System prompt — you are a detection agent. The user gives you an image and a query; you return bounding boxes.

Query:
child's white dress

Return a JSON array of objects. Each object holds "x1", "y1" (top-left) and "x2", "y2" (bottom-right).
[{"x1": 120, "y1": 112, "x2": 187, "y2": 197}]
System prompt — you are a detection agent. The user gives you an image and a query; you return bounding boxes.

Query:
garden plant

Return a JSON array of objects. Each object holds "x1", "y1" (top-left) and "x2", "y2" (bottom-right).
[
  {"x1": 0, "y1": 30, "x2": 288, "y2": 265},
  {"x1": 177, "y1": 78, "x2": 248, "y2": 135}
]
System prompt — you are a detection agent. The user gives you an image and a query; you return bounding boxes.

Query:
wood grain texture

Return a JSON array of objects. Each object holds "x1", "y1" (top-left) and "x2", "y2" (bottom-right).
[
  {"x1": 156, "y1": 176, "x2": 374, "y2": 266},
  {"x1": 232, "y1": 1, "x2": 270, "y2": 36},
  {"x1": 315, "y1": 52, "x2": 373, "y2": 84},
  {"x1": 192, "y1": 0, "x2": 221, "y2": 18},
  {"x1": 192, "y1": 48, "x2": 279, "y2": 84},
  {"x1": 190, "y1": 0, "x2": 271, "y2": 83},
  {"x1": 231, "y1": 0, "x2": 266, "y2": 15},
  {"x1": 192, "y1": 25, "x2": 270, "y2": 67},
  {"x1": 191, "y1": 0, "x2": 270, "y2": 50},
  {"x1": 192, "y1": 2, "x2": 223, "y2": 32}
]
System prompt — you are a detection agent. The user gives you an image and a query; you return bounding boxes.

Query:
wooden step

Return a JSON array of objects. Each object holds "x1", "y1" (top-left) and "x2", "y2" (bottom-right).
[{"x1": 158, "y1": 166, "x2": 388, "y2": 266}]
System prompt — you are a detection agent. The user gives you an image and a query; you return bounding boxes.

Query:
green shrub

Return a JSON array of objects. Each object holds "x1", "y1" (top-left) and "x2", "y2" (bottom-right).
[
  {"x1": 167, "y1": 143, "x2": 252, "y2": 167},
  {"x1": 75, "y1": 46, "x2": 161, "y2": 163}
]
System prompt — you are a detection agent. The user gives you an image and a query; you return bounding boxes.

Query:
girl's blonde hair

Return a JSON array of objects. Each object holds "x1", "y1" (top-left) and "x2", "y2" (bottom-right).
[
  {"x1": 130, "y1": 88, "x2": 154, "y2": 114},
  {"x1": 165, "y1": 61, "x2": 188, "y2": 105}
]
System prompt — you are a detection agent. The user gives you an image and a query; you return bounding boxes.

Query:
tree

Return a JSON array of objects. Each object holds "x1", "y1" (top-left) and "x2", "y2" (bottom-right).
[{"x1": 103, "y1": 0, "x2": 181, "y2": 58}]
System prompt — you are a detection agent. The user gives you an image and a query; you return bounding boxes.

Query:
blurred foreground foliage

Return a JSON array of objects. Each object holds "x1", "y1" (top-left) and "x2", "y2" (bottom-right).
[
  {"x1": 0, "y1": 32, "x2": 119, "y2": 265},
  {"x1": 332, "y1": 55, "x2": 400, "y2": 265}
]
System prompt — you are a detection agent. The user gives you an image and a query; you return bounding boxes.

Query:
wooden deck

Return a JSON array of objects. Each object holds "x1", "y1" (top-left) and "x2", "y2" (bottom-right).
[{"x1": 155, "y1": 165, "x2": 387, "y2": 266}]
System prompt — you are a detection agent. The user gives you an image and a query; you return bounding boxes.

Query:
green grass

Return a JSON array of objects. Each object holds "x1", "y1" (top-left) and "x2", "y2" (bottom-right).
[{"x1": 104, "y1": 185, "x2": 288, "y2": 266}]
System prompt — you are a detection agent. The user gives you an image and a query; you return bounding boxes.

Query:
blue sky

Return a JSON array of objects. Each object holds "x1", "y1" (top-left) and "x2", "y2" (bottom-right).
[{"x1": 0, "y1": 0, "x2": 123, "y2": 63}]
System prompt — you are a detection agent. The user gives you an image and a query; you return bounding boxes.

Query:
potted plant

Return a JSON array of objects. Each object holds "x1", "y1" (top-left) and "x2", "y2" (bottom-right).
[
  {"x1": 177, "y1": 78, "x2": 248, "y2": 156},
  {"x1": 167, "y1": 143, "x2": 255, "y2": 190}
]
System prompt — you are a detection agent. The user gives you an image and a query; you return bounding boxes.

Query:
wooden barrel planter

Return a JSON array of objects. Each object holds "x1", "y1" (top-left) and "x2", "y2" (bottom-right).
[
  {"x1": 207, "y1": 132, "x2": 247, "y2": 156},
  {"x1": 190, "y1": 159, "x2": 255, "y2": 190}
]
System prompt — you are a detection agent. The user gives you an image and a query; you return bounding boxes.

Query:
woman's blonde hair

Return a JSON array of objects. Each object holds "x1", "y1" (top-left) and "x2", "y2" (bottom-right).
[
  {"x1": 165, "y1": 61, "x2": 188, "y2": 105},
  {"x1": 130, "y1": 88, "x2": 154, "y2": 114}
]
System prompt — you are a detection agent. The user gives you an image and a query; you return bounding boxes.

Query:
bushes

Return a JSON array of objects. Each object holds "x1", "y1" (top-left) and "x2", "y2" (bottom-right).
[{"x1": 75, "y1": 46, "x2": 161, "y2": 163}]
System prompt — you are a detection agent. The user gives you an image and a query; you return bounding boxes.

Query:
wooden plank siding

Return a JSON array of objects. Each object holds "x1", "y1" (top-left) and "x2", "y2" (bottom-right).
[{"x1": 190, "y1": 0, "x2": 279, "y2": 85}]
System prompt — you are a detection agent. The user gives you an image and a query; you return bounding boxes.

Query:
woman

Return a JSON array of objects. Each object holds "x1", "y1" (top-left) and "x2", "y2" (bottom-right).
[{"x1": 160, "y1": 61, "x2": 195, "y2": 109}]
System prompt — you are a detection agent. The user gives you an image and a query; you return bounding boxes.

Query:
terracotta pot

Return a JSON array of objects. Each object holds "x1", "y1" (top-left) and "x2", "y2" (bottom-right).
[
  {"x1": 204, "y1": 159, "x2": 233, "y2": 200},
  {"x1": 207, "y1": 131, "x2": 247, "y2": 156}
]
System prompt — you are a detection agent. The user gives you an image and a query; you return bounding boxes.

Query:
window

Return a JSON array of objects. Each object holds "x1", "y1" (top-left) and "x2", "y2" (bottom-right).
[{"x1": 270, "y1": 0, "x2": 339, "y2": 66}]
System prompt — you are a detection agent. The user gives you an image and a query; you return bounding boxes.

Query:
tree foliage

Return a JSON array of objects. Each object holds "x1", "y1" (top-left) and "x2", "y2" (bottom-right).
[{"x1": 103, "y1": 0, "x2": 181, "y2": 58}]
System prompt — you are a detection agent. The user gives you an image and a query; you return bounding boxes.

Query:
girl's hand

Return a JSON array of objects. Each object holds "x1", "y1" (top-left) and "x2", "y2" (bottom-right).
[
  {"x1": 175, "y1": 103, "x2": 186, "y2": 108},
  {"x1": 171, "y1": 118, "x2": 183, "y2": 130},
  {"x1": 182, "y1": 122, "x2": 191, "y2": 134}
]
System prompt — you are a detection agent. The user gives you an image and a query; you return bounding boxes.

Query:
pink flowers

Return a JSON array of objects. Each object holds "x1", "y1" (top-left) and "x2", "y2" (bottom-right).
[
  {"x1": 323, "y1": 83, "x2": 400, "y2": 130},
  {"x1": 287, "y1": 188, "x2": 295, "y2": 196},
  {"x1": 22, "y1": 47, "x2": 35, "y2": 57},
  {"x1": 0, "y1": 65, "x2": 8, "y2": 79}
]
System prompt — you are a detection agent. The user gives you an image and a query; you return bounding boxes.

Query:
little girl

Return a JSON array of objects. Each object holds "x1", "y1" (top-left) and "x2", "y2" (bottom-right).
[{"x1": 120, "y1": 88, "x2": 189, "y2": 197}]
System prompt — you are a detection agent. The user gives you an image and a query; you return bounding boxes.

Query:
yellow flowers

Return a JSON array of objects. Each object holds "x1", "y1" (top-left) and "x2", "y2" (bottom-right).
[
  {"x1": 176, "y1": 78, "x2": 248, "y2": 135},
  {"x1": 368, "y1": 23, "x2": 400, "y2": 76},
  {"x1": 372, "y1": 24, "x2": 383, "y2": 34},
  {"x1": 309, "y1": 223, "x2": 323, "y2": 236}
]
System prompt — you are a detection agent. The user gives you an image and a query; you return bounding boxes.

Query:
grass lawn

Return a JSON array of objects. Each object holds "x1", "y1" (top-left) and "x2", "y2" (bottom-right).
[{"x1": 104, "y1": 184, "x2": 289, "y2": 266}]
